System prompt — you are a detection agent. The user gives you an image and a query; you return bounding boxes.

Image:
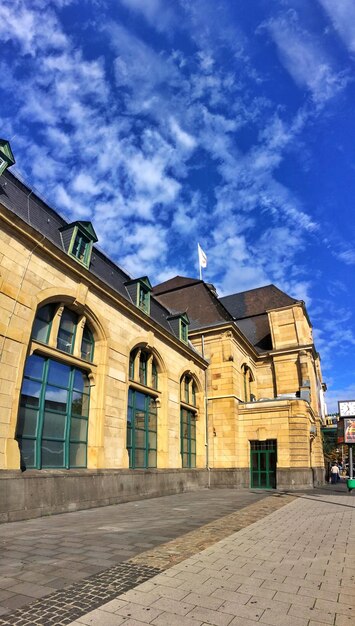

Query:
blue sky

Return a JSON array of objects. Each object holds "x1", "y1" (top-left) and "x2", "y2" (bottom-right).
[{"x1": 1, "y1": 0, "x2": 355, "y2": 412}]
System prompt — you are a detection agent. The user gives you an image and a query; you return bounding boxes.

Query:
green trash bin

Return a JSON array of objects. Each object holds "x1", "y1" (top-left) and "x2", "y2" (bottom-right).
[{"x1": 347, "y1": 478, "x2": 355, "y2": 492}]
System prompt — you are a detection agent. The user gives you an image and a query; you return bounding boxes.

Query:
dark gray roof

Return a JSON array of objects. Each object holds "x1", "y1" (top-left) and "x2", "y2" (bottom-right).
[
  {"x1": 0, "y1": 169, "x2": 182, "y2": 339},
  {"x1": 220, "y1": 284, "x2": 299, "y2": 320}
]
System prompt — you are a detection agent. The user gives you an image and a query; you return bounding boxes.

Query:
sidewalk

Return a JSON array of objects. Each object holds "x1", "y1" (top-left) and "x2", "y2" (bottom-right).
[
  {"x1": 0, "y1": 486, "x2": 353, "y2": 625},
  {"x1": 67, "y1": 487, "x2": 355, "y2": 626}
]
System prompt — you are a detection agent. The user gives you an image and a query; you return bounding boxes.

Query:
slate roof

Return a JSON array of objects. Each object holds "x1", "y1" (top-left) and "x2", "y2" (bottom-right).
[
  {"x1": 0, "y1": 169, "x2": 183, "y2": 340},
  {"x1": 220, "y1": 284, "x2": 299, "y2": 320},
  {"x1": 154, "y1": 278, "x2": 301, "y2": 354},
  {"x1": 153, "y1": 279, "x2": 233, "y2": 331}
]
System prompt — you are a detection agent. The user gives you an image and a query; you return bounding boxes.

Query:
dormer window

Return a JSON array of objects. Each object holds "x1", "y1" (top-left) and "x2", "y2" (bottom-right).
[
  {"x1": 125, "y1": 277, "x2": 152, "y2": 315},
  {"x1": 60, "y1": 221, "x2": 98, "y2": 269},
  {"x1": 167, "y1": 312, "x2": 190, "y2": 344},
  {"x1": 138, "y1": 283, "x2": 150, "y2": 314},
  {"x1": 0, "y1": 139, "x2": 16, "y2": 176},
  {"x1": 72, "y1": 230, "x2": 91, "y2": 264},
  {"x1": 180, "y1": 318, "x2": 189, "y2": 344}
]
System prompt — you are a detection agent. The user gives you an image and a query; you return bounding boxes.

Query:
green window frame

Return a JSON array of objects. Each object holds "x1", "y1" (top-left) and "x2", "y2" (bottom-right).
[
  {"x1": 137, "y1": 284, "x2": 150, "y2": 314},
  {"x1": 31, "y1": 304, "x2": 55, "y2": 345},
  {"x1": 152, "y1": 360, "x2": 158, "y2": 390},
  {"x1": 250, "y1": 439, "x2": 277, "y2": 489},
  {"x1": 139, "y1": 351, "x2": 148, "y2": 385},
  {"x1": 127, "y1": 389, "x2": 157, "y2": 469},
  {"x1": 57, "y1": 309, "x2": 78, "y2": 354},
  {"x1": 180, "y1": 408, "x2": 196, "y2": 468},
  {"x1": 69, "y1": 227, "x2": 92, "y2": 267},
  {"x1": 180, "y1": 319, "x2": 188, "y2": 343},
  {"x1": 16, "y1": 354, "x2": 90, "y2": 470},
  {"x1": 81, "y1": 325, "x2": 94, "y2": 362}
]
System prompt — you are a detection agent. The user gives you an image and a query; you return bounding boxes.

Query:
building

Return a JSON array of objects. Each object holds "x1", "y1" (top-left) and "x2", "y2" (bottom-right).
[
  {"x1": 0, "y1": 141, "x2": 326, "y2": 522},
  {"x1": 153, "y1": 278, "x2": 326, "y2": 489}
]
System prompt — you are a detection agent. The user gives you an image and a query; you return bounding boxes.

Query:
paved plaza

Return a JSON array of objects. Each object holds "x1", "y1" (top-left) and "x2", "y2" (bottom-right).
[{"x1": 0, "y1": 485, "x2": 354, "y2": 625}]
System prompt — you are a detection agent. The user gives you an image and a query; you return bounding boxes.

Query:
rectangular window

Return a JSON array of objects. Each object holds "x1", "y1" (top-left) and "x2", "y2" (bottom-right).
[
  {"x1": 127, "y1": 389, "x2": 157, "y2": 469},
  {"x1": 138, "y1": 285, "x2": 150, "y2": 314},
  {"x1": 180, "y1": 320, "x2": 188, "y2": 343},
  {"x1": 180, "y1": 408, "x2": 196, "y2": 468},
  {"x1": 72, "y1": 231, "x2": 91, "y2": 264},
  {"x1": 17, "y1": 356, "x2": 90, "y2": 470}
]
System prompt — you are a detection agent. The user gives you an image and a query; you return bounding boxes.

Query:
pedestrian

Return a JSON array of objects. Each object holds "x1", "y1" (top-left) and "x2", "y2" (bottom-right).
[{"x1": 330, "y1": 462, "x2": 340, "y2": 484}]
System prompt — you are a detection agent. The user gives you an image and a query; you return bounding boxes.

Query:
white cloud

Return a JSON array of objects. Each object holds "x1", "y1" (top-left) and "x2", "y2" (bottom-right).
[
  {"x1": 170, "y1": 118, "x2": 197, "y2": 150},
  {"x1": 0, "y1": 0, "x2": 68, "y2": 56},
  {"x1": 118, "y1": 0, "x2": 177, "y2": 33},
  {"x1": 266, "y1": 11, "x2": 350, "y2": 104},
  {"x1": 319, "y1": 0, "x2": 355, "y2": 53},
  {"x1": 337, "y1": 249, "x2": 355, "y2": 265}
]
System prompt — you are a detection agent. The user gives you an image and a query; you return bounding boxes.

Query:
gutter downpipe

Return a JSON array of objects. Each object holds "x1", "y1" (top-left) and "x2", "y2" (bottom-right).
[{"x1": 201, "y1": 334, "x2": 210, "y2": 488}]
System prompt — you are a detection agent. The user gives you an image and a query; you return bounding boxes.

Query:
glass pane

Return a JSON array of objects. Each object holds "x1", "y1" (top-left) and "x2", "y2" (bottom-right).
[
  {"x1": 259, "y1": 473, "x2": 267, "y2": 488},
  {"x1": 47, "y1": 360, "x2": 70, "y2": 388},
  {"x1": 126, "y1": 426, "x2": 132, "y2": 447},
  {"x1": 148, "y1": 449, "x2": 156, "y2": 467},
  {"x1": 44, "y1": 385, "x2": 68, "y2": 412},
  {"x1": 260, "y1": 453, "x2": 267, "y2": 471},
  {"x1": 70, "y1": 417, "x2": 88, "y2": 441},
  {"x1": 135, "y1": 392, "x2": 146, "y2": 411},
  {"x1": 152, "y1": 362, "x2": 158, "y2": 389},
  {"x1": 70, "y1": 442, "x2": 87, "y2": 467},
  {"x1": 190, "y1": 439, "x2": 196, "y2": 453},
  {"x1": 135, "y1": 429, "x2": 146, "y2": 448},
  {"x1": 32, "y1": 318, "x2": 50, "y2": 344},
  {"x1": 17, "y1": 406, "x2": 39, "y2": 437},
  {"x1": 134, "y1": 448, "x2": 145, "y2": 468},
  {"x1": 191, "y1": 384, "x2": 196, "y2": 406},
  {"x1": 41, "y1": 440, "x2": 64, "y2": 468},
  {"x1": 73, "y1": 369, "x2": 90, "y2": 393},
  {"x1": 24, "y1": 354, "x2": 45, "y2": 380},
  {"x1": 134, "y1": 411, "x2": 145, "y2": 430},
  {"x1": 148, "y1": 432, "x2": 157, "y2": 449},
  {"x1": 251, "y1": 472, "x2": 259, "y2": 488},
  {"x1": 81, "y1": 326, "x2": 94, "y2": 361},
  {"x1": 190, "y1": 454, "x2": 196, "y2": 468},
  {"x1": 71, "y1": 391, "x2": 89, "y2": 417},
  {"x1": 31, "y1": 305, "x2": 54, "y2": 343},
  {"x1": 127, "y1": 406, "x2": 133, "y2": 424},
  {"x1": 42, "y1": 411, "x2": 66, "y2": 439},
  {"x1": 148, "y1": 412, "x2": 157, "y2": 430},
  {"x1": 182, "y1": 453, "x2": 189, "y2": 468},
  {"x1": 57, "y1": 309, "x2": 77, "y2": 353},
  {"x1": 252, "y1": 453, "x2": 258, "y2": 470},
  {"x1": 21, "y1": 380, "x2": 41, "y2": 407},
  {"x1": 19, "y1": 438, "x2": 36, "y2": 469},
  {"x1": 182, "y1": 438, "x2": 188, "y2": 453}
]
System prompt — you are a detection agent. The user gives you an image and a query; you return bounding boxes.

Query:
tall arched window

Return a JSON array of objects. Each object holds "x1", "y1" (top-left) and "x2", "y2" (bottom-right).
[
  {"x1": 180, "y1": 374, "x2": 197, "y2": 468},
  {"x1": 16, "y1": 303, "x2": 95, "y2": 469},
  {"x1": 127, "y1": 347, "x2": 159, "y2": 469}
]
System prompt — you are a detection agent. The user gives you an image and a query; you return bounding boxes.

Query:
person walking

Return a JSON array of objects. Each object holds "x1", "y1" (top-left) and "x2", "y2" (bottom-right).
[{"x1": 330, "y1": 462, "x2": 340, "y2": 484}]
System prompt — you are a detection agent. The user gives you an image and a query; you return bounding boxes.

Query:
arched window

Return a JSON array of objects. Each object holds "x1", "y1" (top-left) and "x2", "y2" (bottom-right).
[
  {"x1": 180, "y1": 374, "x2": 197, "y2": 468},
  {"x1": 16, "y1": 303, "x2": 95, "y2": 470},
  {"x1": 127, "y1": 347, "x2": 159, "y2": 469}
]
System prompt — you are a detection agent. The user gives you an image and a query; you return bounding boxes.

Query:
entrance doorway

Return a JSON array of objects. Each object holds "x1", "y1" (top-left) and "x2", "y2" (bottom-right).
[{"x1": 250, "y1": 439, "x2": 277, "y2": 489}]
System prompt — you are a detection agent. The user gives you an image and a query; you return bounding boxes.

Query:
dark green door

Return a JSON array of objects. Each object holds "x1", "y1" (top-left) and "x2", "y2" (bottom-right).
[{"x1": 250, "y1": 440, "x2": 277, "y2": 489}]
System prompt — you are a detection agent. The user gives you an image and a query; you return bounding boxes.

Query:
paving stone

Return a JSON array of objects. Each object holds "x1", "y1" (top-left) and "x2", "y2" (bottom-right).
[
  {"x1": 151, "y1": 611, "x2": 204, "y2": 626},
  {"x1": 183, "y1": 592, "x2": 224, "y2": 611},
  {"x1": 186, "y1": 604, "x2": 236, "y2": 625},
  {"x1": 75, "y1": 609, "x2": 126, "y2": 625}
]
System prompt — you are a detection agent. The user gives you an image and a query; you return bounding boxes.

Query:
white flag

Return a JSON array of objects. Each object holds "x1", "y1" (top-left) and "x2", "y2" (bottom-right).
[{"x1": 198, "y1": 243, "x2": 207, "y2": 269}]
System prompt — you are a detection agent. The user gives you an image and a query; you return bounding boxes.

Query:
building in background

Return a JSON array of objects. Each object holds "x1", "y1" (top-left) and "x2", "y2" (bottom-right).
[
  {"x1": 154, "y1": 278, "x2": 326, "y2": 490},
  {"x1": 0, "y1": 141, "x2": 326, "y2": 521}
]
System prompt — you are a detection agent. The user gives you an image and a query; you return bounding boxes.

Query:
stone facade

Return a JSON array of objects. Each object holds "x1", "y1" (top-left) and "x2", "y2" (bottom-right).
[{"x1": 0, "y1": 155, "x2": 326, "y2": 521}]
